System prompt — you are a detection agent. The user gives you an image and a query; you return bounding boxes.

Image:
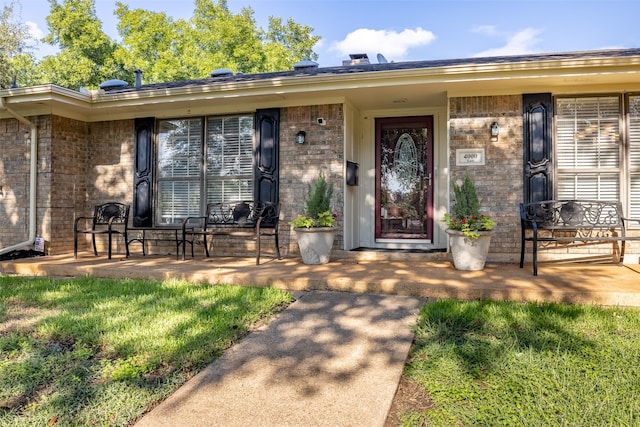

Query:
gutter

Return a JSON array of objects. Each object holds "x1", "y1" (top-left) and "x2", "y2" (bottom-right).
[{"x1": 0, "y1": 97, "x2": 38, "y2": 255}]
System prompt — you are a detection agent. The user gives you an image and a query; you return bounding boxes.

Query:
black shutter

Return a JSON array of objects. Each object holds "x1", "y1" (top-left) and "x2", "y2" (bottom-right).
[
  {"x1": 254, "y1": 109, "x2": 280, "y2": 204},
  {"x1": 523, "y1": 94, "x2": 553, "y2": 203},
  {"x1": 133, "y1": 117, "x2": 154, "y2": 226}
]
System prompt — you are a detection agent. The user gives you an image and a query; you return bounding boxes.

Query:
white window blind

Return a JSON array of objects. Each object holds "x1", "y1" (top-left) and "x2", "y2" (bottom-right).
[
  {"x1": 629, "y1": 96, "x2": 640, "y2": 218},
  {"x1": 206, "y1": 115, "x2": 254, "y2": 203},
  {"x1": 156, "y1": 119, "x2": 203, "y2": 224},
  {"x1": 156, "y1": 114, "x2": 255, "y2": 224},
  {"x1": 556, "y1": 97, "x2": 621, "y2": 202}
]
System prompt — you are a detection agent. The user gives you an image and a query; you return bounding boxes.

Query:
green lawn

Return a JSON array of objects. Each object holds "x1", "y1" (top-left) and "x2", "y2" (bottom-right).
[
  {"x1": 3, "y1": 277, "x2": 639, "y2": 427},
  {"x1": 0, "y1": 276, "x2": 293, "y2": 426},
  {"x1": 399, "y1": 299, "x2": 640, "y2": 426}
]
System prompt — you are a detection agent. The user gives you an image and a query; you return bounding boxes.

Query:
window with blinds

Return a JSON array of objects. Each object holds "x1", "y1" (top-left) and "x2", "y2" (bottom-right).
[
  {"x1": 556, "y1": 96, "x2": 621, "y2": 201},
  {"x1": 156, "y1": 119, "x2": 203, "y2": 224},
  {"x1": 206, "y1": 115, "x2": 254, "y2": 202},
  {"x1": 629, "y1": 96, "x2": 640, "y2": 218},
  {"x1": 555, "y1": 95, "x2": 640, "y2": 223},
  {"x1": 156, "y1": 114, "x2": 254, "y2": 224}
]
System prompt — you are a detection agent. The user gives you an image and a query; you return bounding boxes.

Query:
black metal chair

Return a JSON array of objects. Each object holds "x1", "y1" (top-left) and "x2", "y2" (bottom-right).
[{"x1": 74, "y1": 202, "x2": 130, "y2": 259}]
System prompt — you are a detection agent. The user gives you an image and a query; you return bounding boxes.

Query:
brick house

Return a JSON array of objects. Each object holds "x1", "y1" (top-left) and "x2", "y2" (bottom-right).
[{"x1": 1, "y1": 48, "x2": 640, "y2": 263}]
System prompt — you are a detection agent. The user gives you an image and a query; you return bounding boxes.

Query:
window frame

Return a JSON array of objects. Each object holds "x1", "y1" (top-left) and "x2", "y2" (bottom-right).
[
  {"x1": 154, "y1": 113, "x2": 256, "y2": 226},
  {"x1": 626, "y1": 93, "x2": 640, "y2": 219},
  {"x1": 554, "y1": 93, "x2": 639, "y2": 223}
]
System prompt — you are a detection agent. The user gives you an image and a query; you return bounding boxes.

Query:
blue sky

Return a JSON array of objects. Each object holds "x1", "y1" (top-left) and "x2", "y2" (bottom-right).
[{"x1": 11, "y1": 0, "x2": 640, "y2": 67}]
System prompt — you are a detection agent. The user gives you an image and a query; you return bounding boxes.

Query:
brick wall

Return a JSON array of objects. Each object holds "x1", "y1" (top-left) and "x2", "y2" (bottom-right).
[
  {"x1": 4, "y1": 102, "x2": 635, "y2": 262},
  {"x1": 47, "y1": 116, "x2": 89, "y2": 253},
  {"x1": 86, "y1": 120, "x2": 134, "y2": 206},
  {"x1": 448, "y1": 95, "x2": 640, "y2": 261},
  {"x1": 1, "y1": 117, "x2": 36, "y2": 248},
  {"x1": 0, "y1": 116, "x2": 54, "y2": 251},
  {"x1": 280, "y1": 104, "x2": 345, "y2": 257},
  {"x1": 47, "y1": 106, "x2": 346, "y2": 258},
  {"x1": 48, "y1": 117, "x2": 133, "y2": 255},
  {"x1": 449, "y1": 95, "x2": 523, "y2": 261}
]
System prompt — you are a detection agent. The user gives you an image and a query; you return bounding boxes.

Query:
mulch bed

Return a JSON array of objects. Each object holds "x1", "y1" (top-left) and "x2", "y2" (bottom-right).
[{"x1": 0, "y1": 249, "x2": 44, "y2": 261}]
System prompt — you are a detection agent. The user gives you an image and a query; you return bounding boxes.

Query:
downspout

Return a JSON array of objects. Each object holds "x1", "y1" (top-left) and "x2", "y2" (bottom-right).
[{"x1": 0, "y1": 97, "x2": 38, "y2": 255}]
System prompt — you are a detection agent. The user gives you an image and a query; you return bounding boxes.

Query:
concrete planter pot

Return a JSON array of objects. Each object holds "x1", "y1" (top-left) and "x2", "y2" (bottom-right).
[
  {"x1": 446, "y1": 229, "x2": 494, "y2": 271},
  {"x1": 294, "y1": 227, "x2": 336, "y2": 264}
]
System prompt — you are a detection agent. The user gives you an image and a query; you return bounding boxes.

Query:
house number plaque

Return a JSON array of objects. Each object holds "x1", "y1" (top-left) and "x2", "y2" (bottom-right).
[{"x1": 456, "y1": 148, "x2": 485, "y2": 166}]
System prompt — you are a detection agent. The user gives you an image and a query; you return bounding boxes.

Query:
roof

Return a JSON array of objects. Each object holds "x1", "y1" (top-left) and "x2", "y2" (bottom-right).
[
  {"x1": 3, "y1": 48, "x2": 640, "y2": 121},
  {"x1": 102, "y1": 48, "x2": 640, "y2": 94}
]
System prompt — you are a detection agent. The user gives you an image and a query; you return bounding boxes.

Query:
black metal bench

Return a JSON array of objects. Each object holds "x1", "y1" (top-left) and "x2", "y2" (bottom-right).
[
  {"x1": 520, "y1": 200, "x2": 640, "y2": 275},
  {"x1": 74, "y1": 202, "x2": 130, "y2": 259},
  {"x1": 181, "y1": 201, "x2": 281, "y2": 265}
]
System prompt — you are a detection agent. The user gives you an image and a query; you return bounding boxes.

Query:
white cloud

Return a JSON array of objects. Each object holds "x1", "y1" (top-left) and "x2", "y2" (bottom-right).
[
  {"x1": 26, "y1": 21, "x2": 45, "y2": 40},
  {"x1": 330, "y1": 27, "x2": 436, "y2": 61},
  {"x1": 25, "y1": 21, "x2": 60, "y2": 59},
  {"x1": 473, "y1": 28, "x2": 543, "y2": 57},
  {"x1": 471, "y1": 25, "x2": 499, "y2": 36}
]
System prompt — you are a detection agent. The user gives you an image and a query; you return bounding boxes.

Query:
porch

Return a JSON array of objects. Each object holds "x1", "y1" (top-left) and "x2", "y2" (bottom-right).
[{"x1": 2, "y1": 252, "x2": 639, "y2": 307}]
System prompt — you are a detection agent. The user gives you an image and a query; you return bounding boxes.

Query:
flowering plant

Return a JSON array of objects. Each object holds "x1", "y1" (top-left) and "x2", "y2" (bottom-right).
[
  {"x1": 442, "y1": 174, "x2": 496, "y2": 240},
  {"x1": 290, "y1": 173, "x2": 337, "y2": 228},
  {"x1": 442, "y1": 213, "x2": 496, "y2": 240}
]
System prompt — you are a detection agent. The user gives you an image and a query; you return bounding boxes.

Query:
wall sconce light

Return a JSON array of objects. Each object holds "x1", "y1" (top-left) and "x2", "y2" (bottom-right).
[
  {"x1": 296, "y1": 130, "x2": 306, "y2": 144},
  {"x1": 490, "y1": 122, "x2": 499, "y2": 141}
]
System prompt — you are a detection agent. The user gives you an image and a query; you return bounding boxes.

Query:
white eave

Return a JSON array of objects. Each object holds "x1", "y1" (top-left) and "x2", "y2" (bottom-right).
[{"x1": 3, "y1": 49, "x2": 640, "y2": 122}]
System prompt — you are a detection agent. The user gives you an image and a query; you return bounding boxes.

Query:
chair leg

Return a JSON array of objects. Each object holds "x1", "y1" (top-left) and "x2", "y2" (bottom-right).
[
  {"x1": 274, "y1": 233, "x2": 281, "y2": 259},
  {"x1": 532, "y1": 234, "x2": 538, "y2": 276},
  {"x1": 107, "y1": 233, "x2": 112, "y2": 260},
  {"x1": 182, "y1": 233, "x2": 195, "y2": 261},
  {"x1": 256, "y1": 234, "x2": 261, "y2": 265},
  {"x1": 204, "y1": 235, "x2": 210, "y2": 257},
  {"x1": 74, "y1": 230, "x2": 78, "y2": 259},
  {"x1": 519, "y1": 229, "x2": 525, "y2": 269},
  {"x1": 174, "y1": 230, "x2": 180, "y2": 261},
  {"x1": 182, "y1": 230, "x2": 187, "y2": 261},
  {"x1": 92, "y1": 234, "x2": 98, "y2": 256}
]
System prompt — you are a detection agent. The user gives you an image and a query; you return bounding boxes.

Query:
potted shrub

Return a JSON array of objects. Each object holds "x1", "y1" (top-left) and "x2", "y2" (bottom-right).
[
  {"x1": 290, "y1": 173, "x2": 337, "y2": 264},
  {"x1": 442, "y1": 174, "x2": 496, "y2": 270}
]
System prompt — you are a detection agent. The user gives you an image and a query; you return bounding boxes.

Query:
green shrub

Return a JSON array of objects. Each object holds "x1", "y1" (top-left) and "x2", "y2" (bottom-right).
[{"x1": 290, "y1": 173, "x2": 336, "y2": 228}]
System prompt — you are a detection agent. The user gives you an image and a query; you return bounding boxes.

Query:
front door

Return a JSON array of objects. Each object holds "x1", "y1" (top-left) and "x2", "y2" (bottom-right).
[{"x1": 375, "y1": 116, "x2": 434, "y2": 240}]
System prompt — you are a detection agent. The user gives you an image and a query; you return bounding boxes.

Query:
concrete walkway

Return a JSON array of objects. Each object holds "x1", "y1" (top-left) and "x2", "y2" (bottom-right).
[{"x1": 134, "y1": 291, "x2": 424, "y2": 427}]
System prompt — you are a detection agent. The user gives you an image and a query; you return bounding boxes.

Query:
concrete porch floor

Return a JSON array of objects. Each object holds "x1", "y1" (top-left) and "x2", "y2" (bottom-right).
[{"x1": 2, "y1": 251, "x2": 639, "y2": 307}]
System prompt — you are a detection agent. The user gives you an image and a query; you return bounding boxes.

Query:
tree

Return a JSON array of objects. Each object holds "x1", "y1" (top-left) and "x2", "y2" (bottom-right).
[
  {"x1": 0, "y1": 1, "x2": 33, "y2": 88},
  {"x1": 115, "y1": 0, "x2": 320, "y2": 84},
  {"x1": 189, "y1": 0, "x2": 266, "y2": 75},
  {"x1": 113, "y1": 2, "x2": 194, "y2": 83},
  {"x1": 14, "y1": 0, "x2": 320, "y2": 89},
  {"x1": 38, "y1": 0, "x2": 126, "y2": 89},
  {"x1": 263, "y1": 17, "x2": 319, "y2": 72}
]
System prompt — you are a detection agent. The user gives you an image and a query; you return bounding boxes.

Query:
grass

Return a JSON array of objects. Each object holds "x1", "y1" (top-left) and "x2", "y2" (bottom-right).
[
  {"x1": 3, "y1": 276, "x2": 639, "y2": 427},
  {"x1": 399, "y1": 299, "x2": 640, "y2": 426},
  {"x1": 0, "y1": 276, "x2": 293, "y2": 427}
]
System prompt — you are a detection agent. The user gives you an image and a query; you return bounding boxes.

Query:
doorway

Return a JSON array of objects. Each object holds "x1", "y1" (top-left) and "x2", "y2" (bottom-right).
[{"x1": 375, "y1": 116, "x2": 434, "y2": 241}]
